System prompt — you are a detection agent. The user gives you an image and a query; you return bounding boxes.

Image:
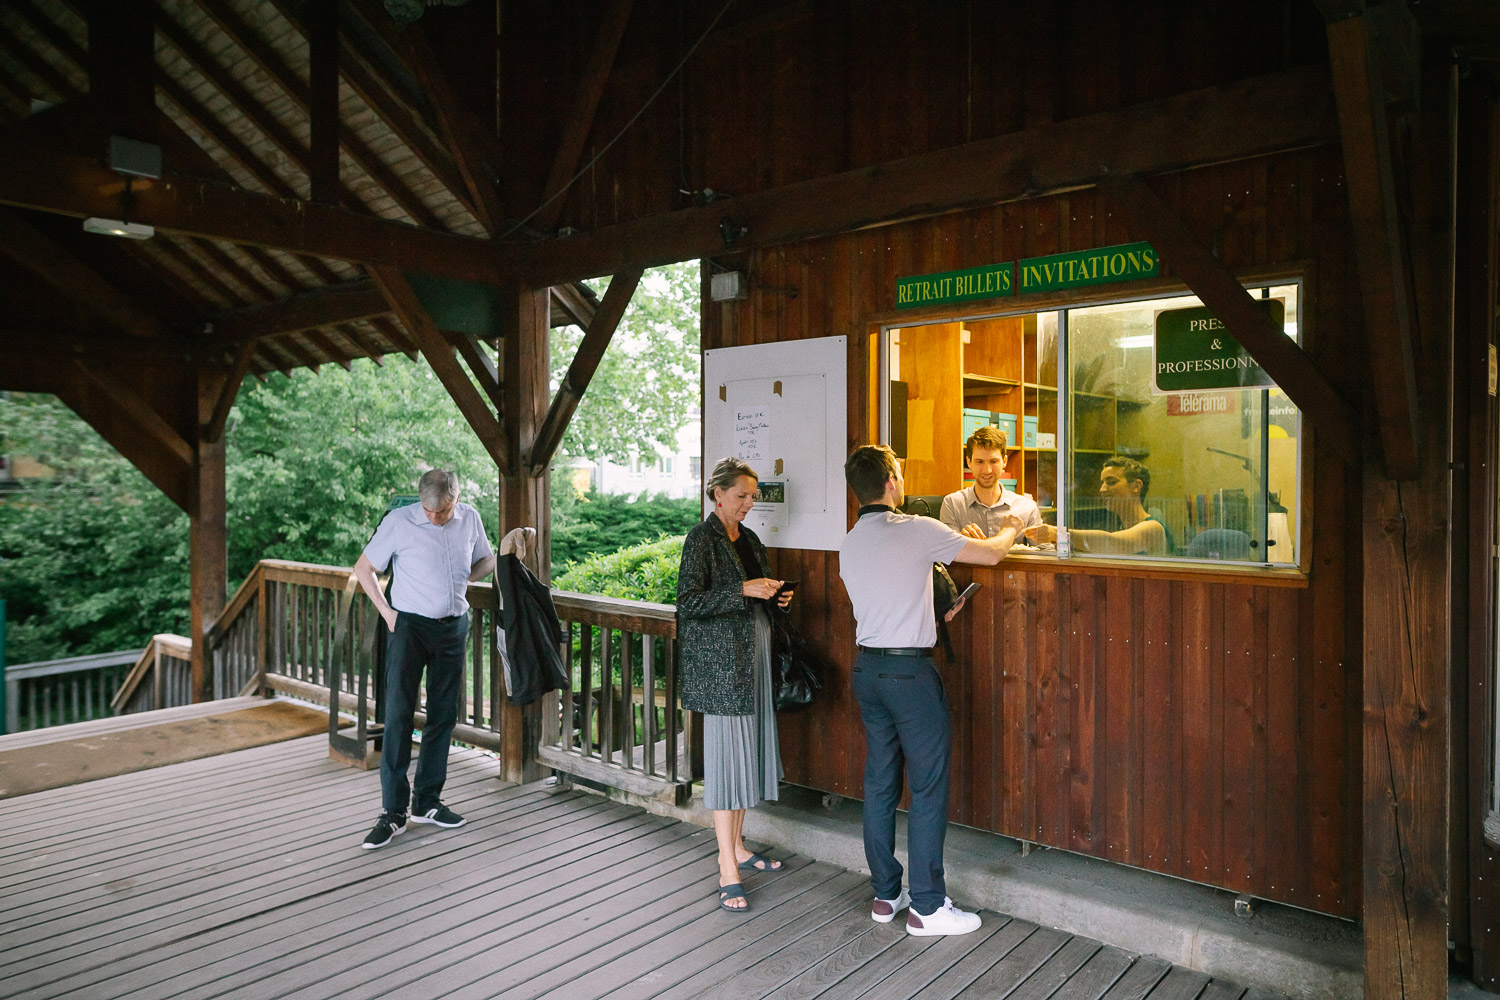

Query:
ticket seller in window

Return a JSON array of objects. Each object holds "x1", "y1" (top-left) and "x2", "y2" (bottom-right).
[
  {"x1": 1032, "y1": 452, "x2": 1170, "y2": 554},
  {"x1": 1027, "y1": 455, "x2": 1168, "y2": 556},
  {"x1": 939, "y1": 425, "x2": 1043, "y2": 542}
]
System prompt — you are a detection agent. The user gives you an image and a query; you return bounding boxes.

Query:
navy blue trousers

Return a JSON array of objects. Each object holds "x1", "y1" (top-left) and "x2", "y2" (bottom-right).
[
  {"x1": 380, "y1": 611, "x2": 468, "y2": 814},
  {"x1": 853, "y1": 650, "x2": 952, "y2": 914}
]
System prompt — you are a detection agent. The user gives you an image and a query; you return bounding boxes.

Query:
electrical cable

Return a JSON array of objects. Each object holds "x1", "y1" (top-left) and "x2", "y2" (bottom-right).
[{"x1": 499, "y1": 0, "x2": 737, "y2": 240}]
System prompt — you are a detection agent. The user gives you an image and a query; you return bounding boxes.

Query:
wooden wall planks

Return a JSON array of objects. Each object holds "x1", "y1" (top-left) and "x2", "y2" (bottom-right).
[{"x1": 701, "y1": 143, "x2": 1360, "y2": 917}]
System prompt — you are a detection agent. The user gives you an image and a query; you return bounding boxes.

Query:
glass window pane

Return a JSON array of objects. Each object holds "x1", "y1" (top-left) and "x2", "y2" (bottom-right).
[{"x1": 1059, "y1": 286, "x2": 1300, "y2": 563}]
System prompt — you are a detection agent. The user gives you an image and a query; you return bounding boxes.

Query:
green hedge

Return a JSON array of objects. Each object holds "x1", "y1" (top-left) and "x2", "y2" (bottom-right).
[{"x1": 552, "y1": 534, "x2": 683, "y2": 605}]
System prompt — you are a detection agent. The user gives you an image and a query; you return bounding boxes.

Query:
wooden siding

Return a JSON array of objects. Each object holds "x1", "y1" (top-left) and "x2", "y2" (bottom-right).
[
  {"x1": 706, "y1": 146, "x2": 1362, "y2": 918},
  {"x1": 499, "y1": 0, "x2": 1330, "y2": 239}
]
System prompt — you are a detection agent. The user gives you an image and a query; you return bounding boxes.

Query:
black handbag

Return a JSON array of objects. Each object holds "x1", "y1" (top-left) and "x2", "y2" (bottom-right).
[
  {"x1": 932, "y1": 562, "x2": 959, "y2": 659},
  {"x1": 769, "y1": 606, "x2": 823, "y2": 711}
]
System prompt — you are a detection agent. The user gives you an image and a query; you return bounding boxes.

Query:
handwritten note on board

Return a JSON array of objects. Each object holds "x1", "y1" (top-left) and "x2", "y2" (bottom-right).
[{"x1": 735, "y1": 408, "x2": 772, "y2": 463}]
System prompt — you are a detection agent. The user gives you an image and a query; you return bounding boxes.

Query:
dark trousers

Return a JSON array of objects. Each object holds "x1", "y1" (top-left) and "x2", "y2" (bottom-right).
[
  {"x1": 380, "y1": 611, "x2": 469, "y2": 814},
  {"x1": 853, "y1": 650, "x2": 952, "y2": 914}
]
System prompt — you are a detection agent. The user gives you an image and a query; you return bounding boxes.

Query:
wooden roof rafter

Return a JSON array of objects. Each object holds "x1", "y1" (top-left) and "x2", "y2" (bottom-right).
[
  {"x1": 0, "y1": 205, "x2": 168, "y2": 339},
  {"x1": 188, "y1": 0, "x2": 446, "y2": 229},
  {"x1": 370, "y1": 266, "x2": 509, "y2": 472},
  {"x1": 346, "y1": 0, "x2": 508, "y2": 235},
  {"x1": 261, "y1": 0, "x2": 475, "y2": 219},
  {"x1": 532, "y1": 0, "x2": 633, "y2": 234},
  {"x1": 1319, "y1": 0, "x2": 1421, "y2": 480}
]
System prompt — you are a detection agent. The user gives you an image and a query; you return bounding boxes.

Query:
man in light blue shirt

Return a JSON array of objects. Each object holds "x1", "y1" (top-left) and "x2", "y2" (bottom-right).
[{"x1": 353, "y1": 469, "x2": 495, "y2": 849}]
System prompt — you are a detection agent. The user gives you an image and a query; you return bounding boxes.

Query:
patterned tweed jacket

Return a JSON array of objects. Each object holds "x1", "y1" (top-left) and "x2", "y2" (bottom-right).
[{"x1": 676, "y1": 514, "x2": 769, "y2": 716}]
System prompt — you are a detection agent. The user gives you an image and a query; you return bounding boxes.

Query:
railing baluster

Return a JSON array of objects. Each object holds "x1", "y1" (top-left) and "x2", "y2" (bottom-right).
[
  {"x1": 665, "y1": 636, "x2": 679, "y2": 782},
  {"x1": 620, "y1": 632, "x2": 635, "y2": 770},
  {"x1": 471, "y1": 611, "x2": 484, "y2": 729},
  {"x1": 580, "y1": 624, "x2": 594, "y2": 758},
  {"x1": 642, "y1": 633, "x2": 656, "y2": 776},
  {"x1": 600, "y1": 627, "x2": 614, "y2": 763},
  {"x1": 561, "y1": 623, "x2": 575, "y2": 754}
]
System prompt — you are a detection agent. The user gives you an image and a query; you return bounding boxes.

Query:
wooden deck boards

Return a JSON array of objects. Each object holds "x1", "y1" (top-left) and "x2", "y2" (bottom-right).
[{"x1": 1, "y1": 732, "x2": 1283, "y2": 1000}]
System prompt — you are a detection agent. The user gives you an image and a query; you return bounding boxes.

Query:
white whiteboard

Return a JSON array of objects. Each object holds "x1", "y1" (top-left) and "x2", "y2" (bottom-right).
[{"x1": 703, "y1": 336, "x2": 848, "y2": 550}]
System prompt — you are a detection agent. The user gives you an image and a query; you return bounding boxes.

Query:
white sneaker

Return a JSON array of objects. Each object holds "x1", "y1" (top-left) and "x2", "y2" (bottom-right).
[
  {"x1": 906, "y1": 897, "x2": 982, "y2": 936},
  {"x1": 871, "y1": 887, "x2": 911, "y2": 923}
]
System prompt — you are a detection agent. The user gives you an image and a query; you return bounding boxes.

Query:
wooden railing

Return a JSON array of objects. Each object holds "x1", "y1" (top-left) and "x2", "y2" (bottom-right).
[
  {"x1": 111, "y1": 634, "x2": 193, "y2": 716},
  {"x1": 110, "y1": 558, "x2": 693, "y2": 800},
  {"x1": 540, "y1": 593, "x2": 691, "y2": 803},
  {"x1": 4, "y1": 649, "x2": 139, "y2": 733}
]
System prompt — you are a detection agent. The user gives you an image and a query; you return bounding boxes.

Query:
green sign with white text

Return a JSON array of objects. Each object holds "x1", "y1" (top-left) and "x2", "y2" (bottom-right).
[
  {"x1": 1154, "y1": 300, "x2": 1283, "y2": 393},
  {"x1": 1016, "y1": 242, "x2": 1159, "y2": 293},
  {"x1": 896, "y1": 262, "x2": 1014, "y2": 309}
]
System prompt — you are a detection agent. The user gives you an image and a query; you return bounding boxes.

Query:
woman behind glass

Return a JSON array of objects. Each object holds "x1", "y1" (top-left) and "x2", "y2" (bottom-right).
[{"x1": 677, "y1": 457, "x2": 792, "y2": 912}]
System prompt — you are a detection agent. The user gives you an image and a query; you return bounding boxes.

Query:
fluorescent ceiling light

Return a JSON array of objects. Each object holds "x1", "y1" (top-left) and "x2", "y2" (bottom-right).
[
  {"x1": 82, "y1": 217, "x2": 154, "y2": 240},
  {"x1": 1117, "y1": 335, "x2": 1153, "y2": 348}
]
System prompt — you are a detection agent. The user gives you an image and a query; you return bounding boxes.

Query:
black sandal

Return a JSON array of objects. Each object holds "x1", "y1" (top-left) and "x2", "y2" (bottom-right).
[{"x1": 717, "y1": 882, "x2": 750, "y2": 913}]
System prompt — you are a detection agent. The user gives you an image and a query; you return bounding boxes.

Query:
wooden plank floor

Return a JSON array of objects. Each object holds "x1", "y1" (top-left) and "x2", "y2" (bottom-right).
[{"x1": 0, "y1": 734, "x2": 1286, "y2": 1000}]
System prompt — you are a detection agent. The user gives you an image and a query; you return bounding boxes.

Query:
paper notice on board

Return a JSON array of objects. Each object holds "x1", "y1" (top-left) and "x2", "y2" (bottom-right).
[{"x1": 735, "y1": 408, "x2": 772, "y2": 463}]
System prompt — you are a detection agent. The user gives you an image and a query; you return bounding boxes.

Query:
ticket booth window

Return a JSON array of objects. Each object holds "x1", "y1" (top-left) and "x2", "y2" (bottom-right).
[{"x1": 884, "y1": 282, "x2": 1302, "y2": 565}]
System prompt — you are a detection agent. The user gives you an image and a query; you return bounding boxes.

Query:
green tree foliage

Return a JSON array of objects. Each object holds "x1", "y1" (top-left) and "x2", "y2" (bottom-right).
[
  {"x1": 550, "y1": 472, "x2": 699, "y2": 570},
  {"x1": 0, "y1": 394, "x2": 190, "y2": 664},
  {"x1": 0, "y1": 358, "x2": 498, "y2": 662},
  {"x1": 552, "y1": 535, "x2": 683, "y2": 606},
  {"x1": 551, "y1": 261, "x2": 700, "y2": 465},
  {"x1": 0, "y1": 263, "x2": 703, "y2": 663},
  {"x1": 224, "y1": 357, "x2": 497, "y2": 581}
]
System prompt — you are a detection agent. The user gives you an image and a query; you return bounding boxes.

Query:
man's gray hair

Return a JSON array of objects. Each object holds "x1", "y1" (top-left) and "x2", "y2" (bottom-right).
[{"x1": 418, "y1": 469, "x2": 459, "y2": 509}]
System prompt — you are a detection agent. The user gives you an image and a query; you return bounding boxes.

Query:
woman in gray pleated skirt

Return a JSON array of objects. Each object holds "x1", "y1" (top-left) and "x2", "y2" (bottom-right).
[{"x1": 676, "y1": 458, "x2": 791, "y2": 913}]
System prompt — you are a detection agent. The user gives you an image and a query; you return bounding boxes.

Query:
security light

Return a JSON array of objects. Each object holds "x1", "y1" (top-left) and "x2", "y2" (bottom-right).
[{"x1": 82, "y1": 218, "x2": 155, "y2": 240}]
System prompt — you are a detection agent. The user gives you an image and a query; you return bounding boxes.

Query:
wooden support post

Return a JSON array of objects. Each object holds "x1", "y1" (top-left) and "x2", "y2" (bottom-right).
[
  {"x1": 498, "y1": 285, "x2": 552, "y2": 784},
  {"x1": 1360, "y1": 43, "x2": 1454, "y2": 1000},
  {"x1": 190, "y1": 368, "x2": 228, "y2": 704}
]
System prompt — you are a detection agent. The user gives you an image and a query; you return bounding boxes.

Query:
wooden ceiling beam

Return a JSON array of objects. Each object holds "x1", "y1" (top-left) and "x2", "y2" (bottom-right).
[
  {"x1": 442, "y1": 327, "x2": 505, "y2": 413},
  {"x1": 85, "y1": 0, "x2": 155, "y2": 139},
  {"x1": 352, "y1": 0, "x2": 508, "y2": 234},
  {"x1": 0, "y1": 206, "x2": 169, "y2": 338},
  {"x1": 202, "y1": 337, "x2": 258, "y2": 443},
  {"x1": 192, "y1": 0, "x2": 443, "y2": 229},
  {"x1": 1100, "y1": 174, "x2": 1358, "y2": 465},
  {"x1": 371, "y1": 316, "x2": 420, "y2": 362},
  {"x1": 53, "y1": 370, "x2": 192, "y2": 510},
  {"x1": 207, "y1": 278, "x2": 390, "y2": 344},
  {"x1": 533, "y1": 0, "x2": 632, "y2": 233},
  {"x1": 339, "y1": 322, "x2": 387, "y2": 365},
  {"x1": 1324, "y1": 8, "x2": 1420, "y2": 480},
  {"x1": 549, "y1": 281, "x2": 600, "y2": 329},
  {"x1": 370, "y1": 266, "x2": 509, "y2": 472},
  {"x1": 73, "y1": 358, "x2": 193, "y2": 468},
  {"x1": 263, "y1": 0, "x2": 475, "y2": 219},
  {"x1": 0, "y1": 23, "x2": 78, "y2": 101},
  {"x1": 307, "y1": 0, "x2": 340, "y2": 206},
  {"x1": 153, "y1": 15, "x2": 315, "y2": 189},
  {"x1": 497, "y1": 64, "x2": 1341, "y2": 286},
  {"x1": 150, "y1": 237, "x2": 240, "y2": 306},
  {"x1": 530, "y1": 267, "x2": 642, "y2": 477},
  {"x1": 303, "y1": 327, "x2": 354, "y2": 371},
  {"x1": 155, "y1": 75, "x2": 301, "y2": 200},
  {"x1": 0, "y1": 144, "x2": 501, "y2": 283}
]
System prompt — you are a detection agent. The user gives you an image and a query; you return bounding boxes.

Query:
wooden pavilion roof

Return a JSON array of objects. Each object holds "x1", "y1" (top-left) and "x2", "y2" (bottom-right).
[{"x1": 0, "y1": 0, "x2": 601, "y2": 379}]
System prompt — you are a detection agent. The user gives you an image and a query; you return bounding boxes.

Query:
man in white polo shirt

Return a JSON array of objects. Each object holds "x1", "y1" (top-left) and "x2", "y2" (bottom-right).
[
  {"x1": 939, "y1": 425, "x2": 1042, "y2": 542},
  {"x1": 353, "y1": 469, "x2": 495, "y2": 849},
  {"x1": 840, "y1": 444, "x2": 1022, "y2": 935}
]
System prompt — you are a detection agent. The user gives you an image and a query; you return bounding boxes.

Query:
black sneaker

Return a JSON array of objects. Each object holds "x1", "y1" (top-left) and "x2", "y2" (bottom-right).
[
  {"x1": 362, "y1": 811, "x2": 407, "y2": 849},
  {"x1": 409, "y1": 803, "x2": 466, "y2": 828}
]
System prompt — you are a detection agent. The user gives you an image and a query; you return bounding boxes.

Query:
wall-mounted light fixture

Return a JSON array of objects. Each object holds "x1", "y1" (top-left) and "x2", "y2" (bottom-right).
[
  {"x1": 709, "y1": 270, "x2": 749, "y2": 301},
  {"x1": 82, "y1": 136, "x2": 162, "y2": 241}
]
